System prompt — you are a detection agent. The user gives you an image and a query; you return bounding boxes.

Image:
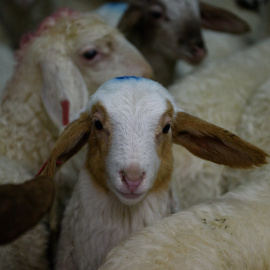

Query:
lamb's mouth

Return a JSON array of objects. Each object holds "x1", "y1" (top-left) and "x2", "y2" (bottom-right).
[{"x1": 116, "y1": 190, "x2": 144, "y2": 200}]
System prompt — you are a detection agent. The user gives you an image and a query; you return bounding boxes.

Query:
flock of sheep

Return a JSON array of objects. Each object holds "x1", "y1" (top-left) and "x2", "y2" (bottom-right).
[{"x1": 0, "y1": 0, "x2": 270, "y2": 269}]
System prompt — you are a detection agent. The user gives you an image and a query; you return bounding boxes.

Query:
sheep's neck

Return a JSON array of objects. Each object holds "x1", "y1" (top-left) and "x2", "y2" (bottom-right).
[
  {"x1": 0, "y1": 70, "x2": 58, "y2": 172},
  {"x1": 58, "y1": 167, "x2": 171, "y2": 269}
]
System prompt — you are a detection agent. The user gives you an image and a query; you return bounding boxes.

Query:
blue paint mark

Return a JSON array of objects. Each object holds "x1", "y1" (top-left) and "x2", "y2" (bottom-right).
[
  {"x1": 114, "y1": 76, "x2": 142, "y2": 81},
  {"x1": 103, "y1": 2, "x2": 128, "y2": 10}
]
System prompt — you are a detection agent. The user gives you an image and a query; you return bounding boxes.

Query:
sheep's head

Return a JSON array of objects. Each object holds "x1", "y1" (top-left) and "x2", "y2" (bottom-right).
[
  {"x1": 42, "y1": 77, "x2": 268, "y2": 206},
  {"x1": 15, "y1": 9, "x2": 153, "y2": 131},
  {"x1": 118, "y1": 0, "x2": 250, "y2": 65}
]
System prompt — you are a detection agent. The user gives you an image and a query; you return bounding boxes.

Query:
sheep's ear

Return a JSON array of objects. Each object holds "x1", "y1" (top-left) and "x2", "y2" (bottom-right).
[
  {"x1": 172, "y1": 112, "x2": 268, "y2": 168},
  {"x1": 200, "y1": 2, "x2": 250, "y2": 34},
  {"x1": 0, "y1": 176, "x2": 54, "y2": 245},
  {"x1": 41, "y1": 112, "x2": 92, "y2": 178},
  {"x1": 40, "y1": 51, "x2": 88, "y2": 130},
  {"x1": 117, "y1": 6, "x2": 144, "y2": 34}
]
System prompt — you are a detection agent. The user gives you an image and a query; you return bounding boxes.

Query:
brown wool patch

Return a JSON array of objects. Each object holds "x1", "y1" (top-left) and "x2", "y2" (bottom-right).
[
  {"x1": 86, "y1": 102, "x2": 112, "y2": 192},
  {"x1": 151, "y1": 101, "x2": 174, "y2": 193}
]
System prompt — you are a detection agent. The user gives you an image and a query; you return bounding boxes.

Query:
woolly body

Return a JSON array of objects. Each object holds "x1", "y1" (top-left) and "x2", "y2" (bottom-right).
[
  {"x1": 100, "y1": 175, "x2": 270, "y2": 270},
  {"x1": 221, "y1": 77, "x2": 270, "y2": 191},
  {"x1": 169, "y1": 37, "x2": 270, "y2": 209}
]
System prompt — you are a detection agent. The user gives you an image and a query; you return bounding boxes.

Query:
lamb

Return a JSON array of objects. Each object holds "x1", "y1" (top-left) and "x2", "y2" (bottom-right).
[
  {"x1": 39, "y1": 76, "x2": 267, "y2": 269},
  {"x1": 0, "y1": 9, "x2": 152, "y2": 270},
  {"x1": 99, "y1": 169, "x2": 270, "y2": 270},
  {"x1": 169, "y1": 36, "x2": 270, "y2": 209},
  {"x1": 115, "y1": 0, "x2": 250, "y2": 86}
]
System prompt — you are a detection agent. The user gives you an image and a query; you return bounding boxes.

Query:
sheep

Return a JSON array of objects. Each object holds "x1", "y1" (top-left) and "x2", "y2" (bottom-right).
[
  {"x1": 177, "y1": 0, "x2": 270, "y2": 75},
  {"x1": 169, "y1": 36, "x2": 270, "y2": 209},
  {"x1": 0, "y1": 9, "x2": 152, "y2": 270},
  {"x1": 39, "y1": 76, "x2": 267, "y2": 269},
  {"x1": 115, "y1": 0, "x2": 250, "y2": 86},
  {"x1": 99, "y1": 169, "x2": 270, "y2": 270}
]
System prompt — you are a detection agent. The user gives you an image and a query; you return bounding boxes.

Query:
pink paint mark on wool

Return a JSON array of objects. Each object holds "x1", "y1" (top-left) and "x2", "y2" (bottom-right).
[
  {"x1": 36, "y1": 161, "x2": 47, "y2": 176},
  {"x1": 61, "y1": 100, "x2": 70, "y2": 126},
  {"x1": 15, "y1": 8, "x2": 81, "y2": 63},
  {"x1": 36, "y1": 160, "x2": 62, "y2": 176}
]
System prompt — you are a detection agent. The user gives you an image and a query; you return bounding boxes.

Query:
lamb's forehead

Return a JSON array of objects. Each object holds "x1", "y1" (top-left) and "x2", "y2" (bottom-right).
[{"x1": 86, "y1": 77, "x2": 178, "y2": 118}]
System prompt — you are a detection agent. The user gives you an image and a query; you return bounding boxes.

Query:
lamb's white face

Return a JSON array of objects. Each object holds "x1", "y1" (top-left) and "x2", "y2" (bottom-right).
[{"x1": 86, "y1": 77, "x2": 177, "y2": 205}]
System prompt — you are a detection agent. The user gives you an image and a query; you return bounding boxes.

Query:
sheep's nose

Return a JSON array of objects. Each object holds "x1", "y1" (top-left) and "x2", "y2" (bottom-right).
[
  {"x1": 120, "y1": 164, "x2": 145, "y2": 192},
  {"x1": 191, "y1": 39, "x2": 206, "y2": 56}
]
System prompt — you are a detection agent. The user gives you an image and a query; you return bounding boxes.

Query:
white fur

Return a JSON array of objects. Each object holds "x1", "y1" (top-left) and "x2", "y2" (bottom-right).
[
  {"x1": 221, "y1": 77, "x2": 270, "y2": 191},
  {"x1": 56, "y1": 167, "x2": 171, "y2": 270}
]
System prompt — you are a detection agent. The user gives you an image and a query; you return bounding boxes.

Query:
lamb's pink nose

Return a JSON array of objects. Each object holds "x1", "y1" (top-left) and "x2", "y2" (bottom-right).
[{"x1": 120, "y1": 164, "x2": 145, "y2": 192}]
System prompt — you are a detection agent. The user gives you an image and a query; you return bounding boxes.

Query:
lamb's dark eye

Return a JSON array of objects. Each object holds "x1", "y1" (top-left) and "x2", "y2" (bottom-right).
[
  {"x1": 94, "y1": 120, "x2": 103, "y2": 130},
  {"x1": 83, "y1": 49, "x2": 98, "y2": 60},
  {"x1": 162, "y1": 123, "x2": 171, "y2": 134}
]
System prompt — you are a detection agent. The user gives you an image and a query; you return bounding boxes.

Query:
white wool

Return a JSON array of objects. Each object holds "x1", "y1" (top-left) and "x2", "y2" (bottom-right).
[
  {"x1": 221, "y1": 78, "x2": 270, "y2": 191},
  {"x1": 56, "y1": 167, "x2": 171, "y2": 270},
  {"x1": 99, "y1": 175, "x2": 270, "y2": 270},
  {"x1": 169, "y1": 37, "x2": 270, "y2": 209}
]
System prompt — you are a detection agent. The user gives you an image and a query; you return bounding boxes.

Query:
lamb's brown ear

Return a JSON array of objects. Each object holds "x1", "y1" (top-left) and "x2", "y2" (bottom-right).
[
  {"x1": 172, "y1": 112, "x2": 268, "y2": 168},
  {"x1": 41, "y1": 112, "x2": 92, "y2": 178},
  {"x1": 0, "y1": 176, "x2": 54, "y2": 245},
  {"x1": 200, "y1": 2, "x2": 250, "y2": 34},
  {"x1": 117, "y1": 5, "x2": 144, "y2": 34}
]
